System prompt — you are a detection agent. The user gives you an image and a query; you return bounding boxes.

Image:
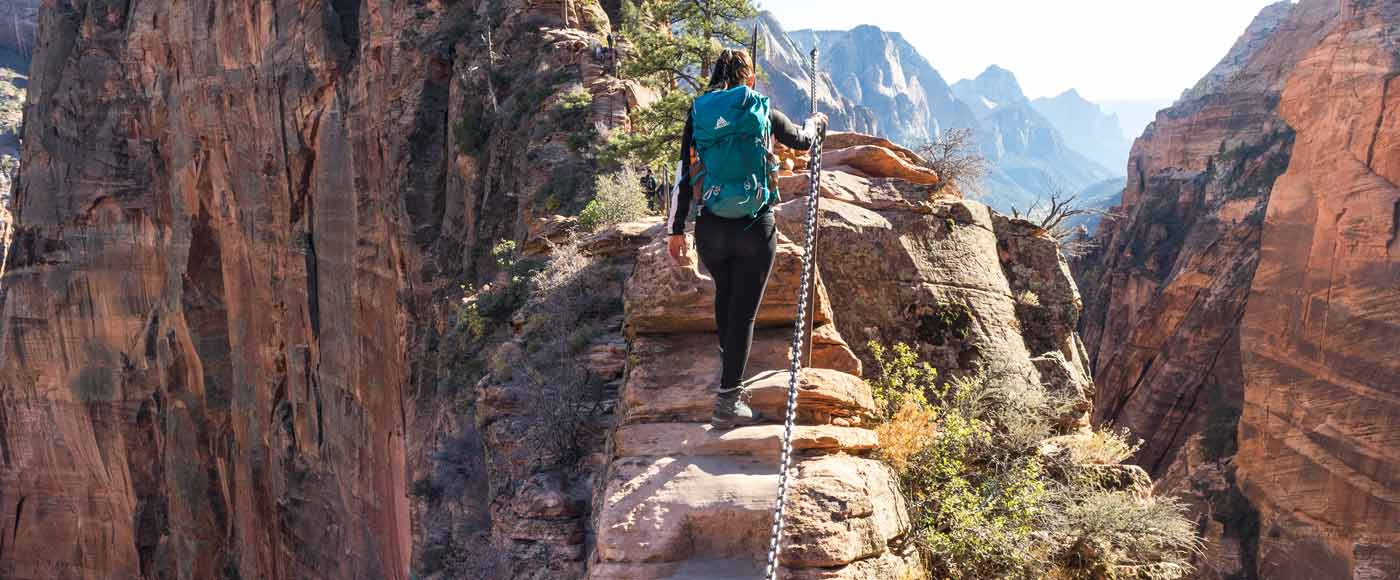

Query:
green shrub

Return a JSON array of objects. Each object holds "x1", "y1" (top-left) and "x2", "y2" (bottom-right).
[
  {"x1": 868, "y1": 341, "x2": 1199, "y2": 580},
  {"x1": 492, "y1": 240, "x2": 517, "y2": 269},
  {"x1": 554, "y1": 86, "x2": 592, "y2": 128},
  {"x1": 577, "y1": 166, "x2": 653, "y2": 232},
  {"x1": 869, "y1": 341, "x2": 936, "y2": 418}
]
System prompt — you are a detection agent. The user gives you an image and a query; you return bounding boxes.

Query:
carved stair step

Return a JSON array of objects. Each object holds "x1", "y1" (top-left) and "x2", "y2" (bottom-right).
[
  {"x1": 613, "y1": 422, "x2": 877, "y2": 458},
  {"x1": 624, "y1": 334, "x2": 868, "y2": 424},
  {"x1": 591, "y1": 455, "x2": 909, "y2": 576}
]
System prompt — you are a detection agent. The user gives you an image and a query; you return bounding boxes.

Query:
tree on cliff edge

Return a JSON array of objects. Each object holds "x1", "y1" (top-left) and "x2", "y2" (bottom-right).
[{"x1": 606, "y1": 0, "x2": 758, "y2": 170}]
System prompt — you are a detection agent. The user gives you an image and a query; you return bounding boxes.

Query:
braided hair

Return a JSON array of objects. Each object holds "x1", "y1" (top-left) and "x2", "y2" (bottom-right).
[{"x1": 708, "y1": 48, "x2": 754, "y2": 91}]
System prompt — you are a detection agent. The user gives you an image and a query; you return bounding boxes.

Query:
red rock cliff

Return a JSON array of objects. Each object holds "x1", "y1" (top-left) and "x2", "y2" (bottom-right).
[
  {"x1": 0, "y1": 0, "x2": 440, "y2": 576},
  {"x1": 1076, "y1": 1, "x2": 1400, "y2": 578}
]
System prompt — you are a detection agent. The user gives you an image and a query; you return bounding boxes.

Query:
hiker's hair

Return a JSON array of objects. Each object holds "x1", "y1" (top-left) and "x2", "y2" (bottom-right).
[{"x1": 708, "y1": 48, "x2": 753, "y2": 90}]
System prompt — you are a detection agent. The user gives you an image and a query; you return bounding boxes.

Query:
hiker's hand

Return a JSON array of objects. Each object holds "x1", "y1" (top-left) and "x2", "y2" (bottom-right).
[
  {"x1": 806, "y1": 113, "x2": 823, "y2": 140},
  {"x1": 667, "y1": 234, "x2": 689, "y2": 264}
]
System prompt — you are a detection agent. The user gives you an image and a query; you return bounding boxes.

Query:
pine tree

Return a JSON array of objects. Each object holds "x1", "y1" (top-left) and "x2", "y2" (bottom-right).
[{"x1": 606, "y1": 0, "x2": 758, "y2": 171}]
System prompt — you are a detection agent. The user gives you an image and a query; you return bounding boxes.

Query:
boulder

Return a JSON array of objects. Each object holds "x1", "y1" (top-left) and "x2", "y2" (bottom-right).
[
  {"x1": 590, "y1": 455, "x2": 916, "y2": 576},
  {"x1": 820, "y1": 145, "x2": 940, "y2": 185}
]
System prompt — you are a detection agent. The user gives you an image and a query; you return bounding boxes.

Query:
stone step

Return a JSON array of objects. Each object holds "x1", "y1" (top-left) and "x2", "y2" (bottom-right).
[
  {"x1": 588, "y1": 553, "x2": 920, "y2": 580},
  {"x1": 623, "y1": 333, "x2": 873, "y2": 424},
  {"x1": 614, "y1": 423, "x2": 877, "y2": 458},
  {"x1": 591, "y1": 455, "x2": 911, "y2": 576},
  {"x1": 587, "y1": 559, "x2": 761, "y2": 580}
]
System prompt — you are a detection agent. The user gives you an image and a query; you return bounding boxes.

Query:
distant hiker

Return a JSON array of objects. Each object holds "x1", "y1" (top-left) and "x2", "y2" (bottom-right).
[
  {"x1": 665, "y1": 48, "x2": 827, "y2": 429},
  {"x1": 639, "y1": 169, "x2": 660, "y2": 212}
]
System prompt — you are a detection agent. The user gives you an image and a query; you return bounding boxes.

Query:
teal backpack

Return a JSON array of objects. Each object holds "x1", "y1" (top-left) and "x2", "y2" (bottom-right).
[{"x1": 689, "y1": 86, "x2": 779, "y2": 219}]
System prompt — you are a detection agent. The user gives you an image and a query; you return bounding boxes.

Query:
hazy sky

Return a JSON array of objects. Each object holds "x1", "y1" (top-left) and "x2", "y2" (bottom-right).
[{"x1": 756, "y1": 0, "x2": 1287, "y2": 102}]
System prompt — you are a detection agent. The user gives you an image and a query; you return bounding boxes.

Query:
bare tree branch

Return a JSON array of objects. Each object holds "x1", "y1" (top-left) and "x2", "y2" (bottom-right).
[{"x1": 915, "y1": 128, "x2": 988, "y2": 195}]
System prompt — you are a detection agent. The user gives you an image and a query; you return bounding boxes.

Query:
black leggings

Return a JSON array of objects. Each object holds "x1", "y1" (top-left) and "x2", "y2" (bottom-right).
[{"x1": 695, "y1": 209, "x2": 778, "y2": 390}]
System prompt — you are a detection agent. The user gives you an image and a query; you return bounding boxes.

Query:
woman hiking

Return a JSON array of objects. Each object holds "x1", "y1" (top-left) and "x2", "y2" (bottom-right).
[{"x1": 665, "y1": 48, "x2": 827, "y2": 429}]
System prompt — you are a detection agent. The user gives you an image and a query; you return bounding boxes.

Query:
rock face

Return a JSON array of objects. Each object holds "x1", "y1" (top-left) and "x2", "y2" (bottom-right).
[
  {"x1": 787, "y1": 24, "x2": 978, "y2": 148},
  {"x1": 0, "y1": 0, "x2": 632, "y2": 578},
  {"x1": 751, "y1": 12, "x2": 877, "y2": 137},
  {"x1": 1075, "y1": 1, "x2": 1400, "y2": 578},
  {"x1": 1237, "y1": 0, "x2": 1400, "y2": 576}
]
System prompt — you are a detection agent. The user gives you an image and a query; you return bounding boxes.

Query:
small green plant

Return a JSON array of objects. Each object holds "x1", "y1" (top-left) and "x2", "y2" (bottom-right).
[
  {"x1": 554, "y1": 85, "x2": 593, "y2": 129},
  {"x1": 868, "y1": 341, "x2": 937, "y2": 418},
  {"x1": 577, "y1": 166, "x2": 653, "y2": 232},
  {"x1": 567, "y1": 126, "x2": 599, "y2": 152},
  {"x1": 1015, "y1": 290, "x2": 1041, "y2": 307},
  {"x1": 492, "y1": 240, "x2": 517, "y2": 270}
]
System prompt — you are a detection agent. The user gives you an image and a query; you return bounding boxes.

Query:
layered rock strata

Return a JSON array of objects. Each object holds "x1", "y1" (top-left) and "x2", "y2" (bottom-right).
[{"x1": 1075, "y1": 1, "x2": 1400, "y2": 577}]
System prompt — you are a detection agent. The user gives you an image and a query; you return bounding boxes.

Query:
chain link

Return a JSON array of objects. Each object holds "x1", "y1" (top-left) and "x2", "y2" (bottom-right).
[{"x1": 763, "y1": 47, "x2": 822, "y2": 580}]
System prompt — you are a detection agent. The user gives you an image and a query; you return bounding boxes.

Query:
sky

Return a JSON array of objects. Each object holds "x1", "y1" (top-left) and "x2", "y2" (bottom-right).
[{"x1": 756, "y1": 0, "x2": 1288, "y2": 102}]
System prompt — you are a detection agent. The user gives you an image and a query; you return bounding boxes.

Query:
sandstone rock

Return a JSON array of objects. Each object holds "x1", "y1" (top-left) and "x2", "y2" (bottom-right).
[
  {"x1": 1074, "y1": 1, "x2": 1400, "y2": 578},
  {"x1": 622, "y1": 335, "x2": 871, "y2": 424},
  {"x1": 625, "y1": 230, "x2": 833, "y2": 335},
  {"x1": 810, "y1": 322, "x2": 863, "y2": 376},
  {"x1": 582, "y1": 217, "x2": 664, "y2": 257},
  {"x1": 775, "y1": 196, "x2": 1041, "y2": 381},
  {"x1": 741, "y1": 369, "x2": 878, "y2": 424},
  {"x1": 613, "y1": 423, "x2": 878, "y2": 458},
  {"x1": 821, "y1": 132, "x2": 926, "y2": 166},
  {"x1": 1238, "y1": 0, "x2": 1400, "y2": 575},
  {"x1": 777, "y1": 170, "x2": 945, "y2": 215},
  {"x1": 821, "y1": 145, "x2": 940, "y2": 185},
  {"x1": 590, "y1": 455, "x2": 915, "y2": 576},
  {"x1": 1031, "y1": 352, "x2": 1093, "y2": 433},
  {"x1": 780, "y1": 456, "x2": 911, "y2": 568},
  {"x1": 525, "y1": 214, "x2": 581, "y2": 256}
]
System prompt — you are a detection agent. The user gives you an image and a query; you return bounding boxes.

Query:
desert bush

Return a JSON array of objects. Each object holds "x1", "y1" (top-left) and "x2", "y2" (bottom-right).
[
  {"x1": 577, "y1": 166, "x2": 653, "y2": 232},
  {"x1": 917, "y1": 128, "x2": 989, "y2": 194},
  {"x1": 1041, "y1": 488, "x2": 1199, "y2": 580},
  {"x1": 868, "y1": 341, "x2": 937, "y2": 418},
  {"x1": 1011, "y1": 184, "x2": 1123, "y2": 258},
  {"x1": 554, "y1": 85, "x2": 592, "y2": 127},
  {"x1": 472, "y1": 240, "x2": 544, "y2": 321},
  {"x1": 1065, "y1": 427, "x2": 1143, "y2": 465},
  {"x1": 868, "y1": 340, "x2": 1199, "y2": 580},
  {"x1": 493, "y1": 239, "x2": 622, "y2": 472}
]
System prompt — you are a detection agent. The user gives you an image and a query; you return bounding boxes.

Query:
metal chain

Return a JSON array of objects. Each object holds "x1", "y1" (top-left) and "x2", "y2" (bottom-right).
[{"x1": 763, "y1": 46, "x2": 822, "y2": 580}]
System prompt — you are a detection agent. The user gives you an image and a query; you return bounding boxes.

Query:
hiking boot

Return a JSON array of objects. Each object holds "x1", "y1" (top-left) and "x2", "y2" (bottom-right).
[{"x1": 711, "y1": 387, "x2": 763, "y2": 429}]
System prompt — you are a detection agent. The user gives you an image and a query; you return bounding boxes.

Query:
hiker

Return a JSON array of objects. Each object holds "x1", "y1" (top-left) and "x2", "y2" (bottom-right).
[{"x1": 665, "y1": 48, "x2": 827, "y2": 429}]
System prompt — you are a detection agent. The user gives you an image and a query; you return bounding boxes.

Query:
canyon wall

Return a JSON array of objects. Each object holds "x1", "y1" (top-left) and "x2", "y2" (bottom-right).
[
  {"x1": 1076, "y1": 1, "x2": 1399, "y2": 578},
  {"x1": 0, "y1": 0, "x2": 617, "y2": 577},
  {"x1": 1237, "y1": 0, "x2": 1400, "y2": 576}
]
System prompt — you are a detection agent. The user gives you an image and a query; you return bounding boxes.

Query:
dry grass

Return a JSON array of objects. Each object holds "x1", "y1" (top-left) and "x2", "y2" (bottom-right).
[
  {"x1": 1066, "y1": 427, "x2": 1142, "y2": 465},
  {"x1": 876, "y1": 402, "x2": 938, "y2": 474}
]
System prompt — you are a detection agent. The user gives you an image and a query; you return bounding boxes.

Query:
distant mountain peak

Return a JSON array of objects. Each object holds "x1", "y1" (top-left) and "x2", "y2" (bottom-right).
[{"x1": 1055, "y1": 88, "x2": 1086, "y2": 101}]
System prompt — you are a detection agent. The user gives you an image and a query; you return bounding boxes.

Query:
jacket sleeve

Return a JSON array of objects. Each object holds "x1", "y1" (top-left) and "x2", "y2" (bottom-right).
[
  {"x1": 667, "y1": 110, "x2": 695, "y2": 235},
  {"x1": 770, "y1": 109, "x2": 822, "y2": 151}
]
